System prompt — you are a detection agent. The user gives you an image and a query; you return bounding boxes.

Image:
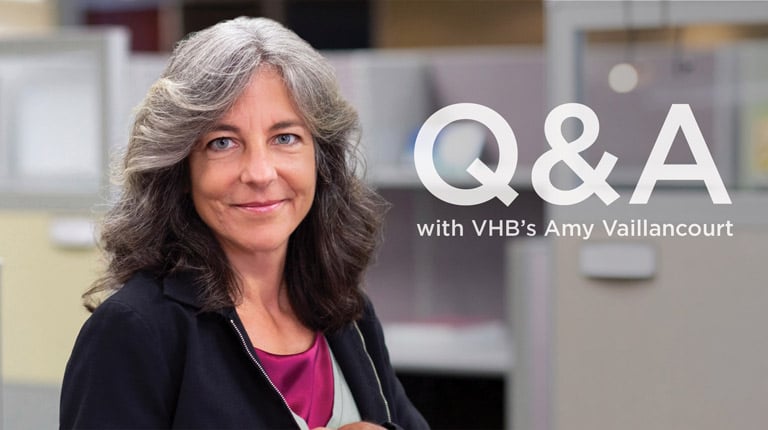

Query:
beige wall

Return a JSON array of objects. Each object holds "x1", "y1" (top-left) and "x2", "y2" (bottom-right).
[
  {"x1": 0, "y1": 0, "x2": 56, "y2": 35},
  {"x1": 0, "y1": 211, "x2": 99, "y2": 385},
  {"x1": 374, "y1": 0, "x2": 543, "y2": 47}
]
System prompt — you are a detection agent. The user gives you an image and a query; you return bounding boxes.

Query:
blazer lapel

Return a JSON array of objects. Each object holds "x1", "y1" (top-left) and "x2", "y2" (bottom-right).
[{"x1": 326, "y1": 323, "x2": 389, "y2": 424}]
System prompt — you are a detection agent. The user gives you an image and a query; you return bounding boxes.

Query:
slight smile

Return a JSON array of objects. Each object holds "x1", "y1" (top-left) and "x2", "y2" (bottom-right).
[{"x1": 233, "y1": 200, "x2": 285, "y2": 213}]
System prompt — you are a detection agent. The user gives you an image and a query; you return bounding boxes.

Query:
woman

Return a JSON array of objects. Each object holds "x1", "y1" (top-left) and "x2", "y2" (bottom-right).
[{"x1": 60, "y1": 17, "x2": 428, "y2": 430}]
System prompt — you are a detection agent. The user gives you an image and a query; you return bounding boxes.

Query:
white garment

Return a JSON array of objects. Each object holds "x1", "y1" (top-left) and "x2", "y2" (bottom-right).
[{"x1": 291, "y1": 343, "x2": 362, "y2": 430}]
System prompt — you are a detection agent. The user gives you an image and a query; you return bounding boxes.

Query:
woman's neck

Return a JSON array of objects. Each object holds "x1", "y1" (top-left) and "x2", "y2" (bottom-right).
[
  {"x1": 225, "y1": 246, "x2": 314, "y2": 354},
  {"x1": 225, "y1": 245, "x2": 287, "y2": 308}
]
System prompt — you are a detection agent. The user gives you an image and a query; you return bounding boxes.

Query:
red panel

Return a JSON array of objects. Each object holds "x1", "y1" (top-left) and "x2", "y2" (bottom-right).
[{"x1": 86, "y1": 8, "x2": 160, "y2": 52}]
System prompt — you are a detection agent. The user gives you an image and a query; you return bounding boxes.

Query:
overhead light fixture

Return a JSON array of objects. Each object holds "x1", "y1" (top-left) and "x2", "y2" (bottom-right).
[
  {"x1": 609, "y1": 0, "x2": 639, "y2": 94},
  {"x1": 608, "y1": 62, "x2": 639, "y2": 93}
]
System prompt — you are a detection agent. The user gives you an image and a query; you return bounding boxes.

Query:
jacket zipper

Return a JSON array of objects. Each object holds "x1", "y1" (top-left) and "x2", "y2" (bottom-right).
[
  {"x1": 230, "y1": 317, "x2": 392, "y2": 425},
  {"x1": 353, "y1": 321, "x2": 392, "y2": 423},
  {"x1": 228, "y1": 318, "x2": 297, "y2": 426}
]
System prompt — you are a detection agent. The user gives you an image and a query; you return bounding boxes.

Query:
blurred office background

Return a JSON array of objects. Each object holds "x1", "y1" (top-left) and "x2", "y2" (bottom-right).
[{"x1": 1, "y1": 1, "x2": 768, "y2": 429}]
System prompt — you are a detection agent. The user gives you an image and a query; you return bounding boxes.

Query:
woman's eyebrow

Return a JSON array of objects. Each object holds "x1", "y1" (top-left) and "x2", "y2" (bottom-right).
[
  {"x1": 208, "y1": 123, "x2": 241, "y2": 134},
  {"x1": 206, "y1": 120, "x2": 306, "y2": 134},
  {"x1": 269, "y1": 120, "x2": 307, "y2": 132}
]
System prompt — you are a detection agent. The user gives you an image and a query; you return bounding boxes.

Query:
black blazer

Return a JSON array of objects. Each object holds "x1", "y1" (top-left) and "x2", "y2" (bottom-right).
[{"x1": 60, "y1": 271, "x2": 429, "y2": 430}]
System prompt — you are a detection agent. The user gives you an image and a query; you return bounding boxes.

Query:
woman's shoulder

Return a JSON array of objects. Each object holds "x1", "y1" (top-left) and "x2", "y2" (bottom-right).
[
  {"x1": 93, "y1": 270, "x2": 201, "y2": 324},
  {"x1": 108, "y1": 270, "x2": 162, "y2": 298},
  {"x1": 99, "y1": 271, "x2": 166, "y2": 311},
  {"x1": 75, "y1": 271, "x2": 205, "y2": 359}
]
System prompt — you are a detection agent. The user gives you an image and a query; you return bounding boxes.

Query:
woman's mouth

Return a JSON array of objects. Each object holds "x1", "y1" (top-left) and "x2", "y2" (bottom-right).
[{"x1": 233, "y1": 200, "x2": 284, "y2": 213}]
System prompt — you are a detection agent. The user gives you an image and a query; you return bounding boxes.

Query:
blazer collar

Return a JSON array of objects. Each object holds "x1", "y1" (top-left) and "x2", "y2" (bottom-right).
[
  {"x1": 161, "y1": 270, "x2": 389, "y2": 422},
  {"x1": 162, "y1": 270, "x2": 203, "y2": 309}
]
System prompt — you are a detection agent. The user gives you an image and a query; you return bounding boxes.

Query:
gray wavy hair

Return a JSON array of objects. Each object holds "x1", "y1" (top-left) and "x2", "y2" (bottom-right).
[{"x1": 85, "y1": 17, "x2": 386, "y2": 331}]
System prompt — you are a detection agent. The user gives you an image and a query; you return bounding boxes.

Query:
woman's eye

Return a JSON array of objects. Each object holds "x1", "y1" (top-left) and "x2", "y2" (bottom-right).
[
  {"x1": 207, "y1": 137, "x2": 235, "y2": 151},
  {"x1": 275, "y1": 134, "x2": 298, "y2": 145}
]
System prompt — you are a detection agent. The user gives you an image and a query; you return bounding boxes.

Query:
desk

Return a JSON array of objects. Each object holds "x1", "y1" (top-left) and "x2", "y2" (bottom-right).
[
  {"x1": 384, "y1": 321, "x2": 513, "y2": 375},
  {"x1": 384, "y1": 322, "x2": 513, "y2": 429}
]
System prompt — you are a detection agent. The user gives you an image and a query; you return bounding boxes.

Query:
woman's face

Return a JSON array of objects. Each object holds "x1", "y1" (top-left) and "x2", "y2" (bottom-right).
[{"x1": 188, "y1": 68, "x2": 316, "y2": 260}]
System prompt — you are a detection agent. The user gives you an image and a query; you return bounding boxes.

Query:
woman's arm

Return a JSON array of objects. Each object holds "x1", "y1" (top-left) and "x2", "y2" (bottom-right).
[{"x1": 60, "y1": 301, "x2": 176, "y2": 429}]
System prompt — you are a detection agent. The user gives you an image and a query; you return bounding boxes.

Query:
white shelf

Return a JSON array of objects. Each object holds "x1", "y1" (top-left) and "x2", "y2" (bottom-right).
[{"x1": 383, "y1": 321, "x2": 514, "y2": 376}]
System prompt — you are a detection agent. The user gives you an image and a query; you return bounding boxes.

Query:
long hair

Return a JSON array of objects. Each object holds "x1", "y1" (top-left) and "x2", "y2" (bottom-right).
[{"x1": 85, "y1": 17, "x2": 387, "y2": 332}]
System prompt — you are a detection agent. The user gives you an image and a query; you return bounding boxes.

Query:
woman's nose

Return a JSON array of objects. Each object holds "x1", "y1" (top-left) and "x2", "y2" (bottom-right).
[{"x1": 239, "y1": 145, "x2": 278, "y2": 186}]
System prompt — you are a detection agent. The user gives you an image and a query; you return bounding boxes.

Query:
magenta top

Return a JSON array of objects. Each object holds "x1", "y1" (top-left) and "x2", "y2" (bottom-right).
[{"x1": 255, "y1": 334, "x2": 334, "y2": 428}]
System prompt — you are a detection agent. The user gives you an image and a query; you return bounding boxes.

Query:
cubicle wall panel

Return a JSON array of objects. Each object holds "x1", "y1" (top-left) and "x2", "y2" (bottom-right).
[{"x1": 551, "y1": 195, "x2": 768, "y2": 430}]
